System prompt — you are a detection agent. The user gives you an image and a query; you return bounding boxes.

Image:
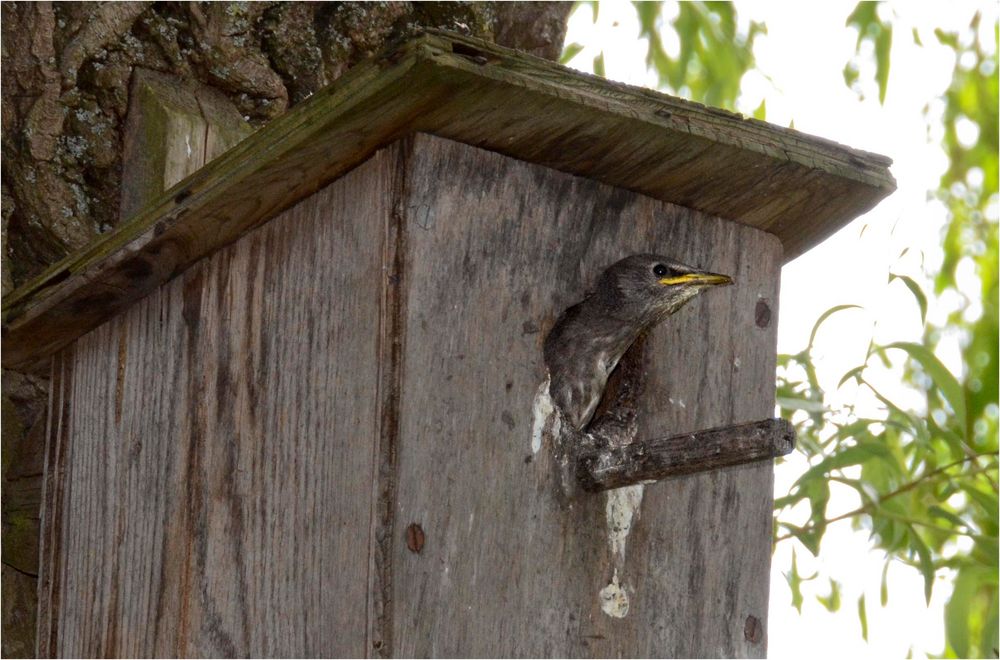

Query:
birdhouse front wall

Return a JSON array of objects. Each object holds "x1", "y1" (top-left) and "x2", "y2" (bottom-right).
[{"x1": 39, "y1": 133, "x2": 782, "y2": 658}]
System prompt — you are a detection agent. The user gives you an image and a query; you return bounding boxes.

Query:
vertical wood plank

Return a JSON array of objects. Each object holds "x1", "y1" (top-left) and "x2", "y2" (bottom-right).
[
  {"x1": 45, "y1": 150, "x2": 393, "y2": 657},
  {"x1": 390, "y1": 134, "x2": 782, "y2": 657},
  {"x1": 35, "y1": 350, "x2": 71, "y2": 659},
  {"x1": 40, "y1": 133, "x2": 783, "y2": 658}
]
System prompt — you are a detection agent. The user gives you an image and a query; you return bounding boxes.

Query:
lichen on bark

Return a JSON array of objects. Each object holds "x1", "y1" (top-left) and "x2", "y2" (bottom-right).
[{"x1": 1, "y1": 1, "x2": 571, "y2": 292}]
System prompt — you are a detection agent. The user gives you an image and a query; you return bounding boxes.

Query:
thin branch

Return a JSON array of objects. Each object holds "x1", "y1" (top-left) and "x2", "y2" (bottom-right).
[
  {"x1": 775, "y1": 452, "x2": 998, "y2": 543},
  {"x1": 877, "y1": 510, "x2": 988, "y2": 539}
]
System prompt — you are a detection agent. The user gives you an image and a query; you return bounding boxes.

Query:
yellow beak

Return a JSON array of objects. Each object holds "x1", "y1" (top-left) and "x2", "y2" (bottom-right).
[{"x1": 658, "y1": 272, "x2": 734, "y2": 287}]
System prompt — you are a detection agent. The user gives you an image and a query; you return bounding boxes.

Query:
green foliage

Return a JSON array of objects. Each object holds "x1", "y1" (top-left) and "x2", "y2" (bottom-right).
[
  {"x1": 845, "y1": 2, "x2": 893, "y2": 103},
  {"x1": 784, "y1": 548, "x2": 817, "y2": 614},
  {"x1": 564, "y1": 3, "x2": 999, "y2": 655},
  {"x1": 633, "y1": 1, "x2": 763, "y2": 110},
  {"x1": 932, "y1": 15, "x2": 999, "y2": 476}
]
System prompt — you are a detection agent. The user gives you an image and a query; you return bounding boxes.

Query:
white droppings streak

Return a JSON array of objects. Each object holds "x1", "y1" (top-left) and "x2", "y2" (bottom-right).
[
  {"x1": 530, "y1": 374, "x2": 559, "y2": 454},
  {"x1": 606, "y1": 484, "x2": 645, "y2": 562},
  {"x1": 599, "y1": 570, "x2": 629, "y2": 618},
  {"x1": 185, "y1": 134, "x2": 192, "y2": 158},
  {"x1": 599, "y1": 484, "x2": 645, "y2": 617}
]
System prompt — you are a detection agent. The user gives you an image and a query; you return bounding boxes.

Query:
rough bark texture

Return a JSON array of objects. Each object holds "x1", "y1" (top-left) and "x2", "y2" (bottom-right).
[
  {"x1": 1, "y1": 1, "x2": 571, "y2": 291},
  {"x1": 0, "y1": 3, "x2": 571, "y2": 656}
]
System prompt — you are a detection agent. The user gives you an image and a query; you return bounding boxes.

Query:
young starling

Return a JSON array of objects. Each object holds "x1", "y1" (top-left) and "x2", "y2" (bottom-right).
[{"x1": 544, "y1": 254, "x2": 733, "y2": 432}]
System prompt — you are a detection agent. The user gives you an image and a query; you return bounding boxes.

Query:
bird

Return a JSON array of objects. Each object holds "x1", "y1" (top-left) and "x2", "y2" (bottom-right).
[{"x1": 543, "y1": 254, "x2": 733, "y2": 433}]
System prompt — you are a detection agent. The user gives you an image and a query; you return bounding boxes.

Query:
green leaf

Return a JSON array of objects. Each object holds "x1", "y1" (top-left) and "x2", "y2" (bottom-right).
[
  {"x1": 797, "y1": 441, "x2": 895, "y2": 485},
  {"x1": 776, "y1": 396, "x2": 826, "y2": 413},
  {"x1": 875, "y1": 24, "x2": 893, "y2": 104},
  {"x1": 818, "y1": 578, "x2": 842, "y2": 612},
  {"x1": 888, "y1": 273, "x2": 929, "y2": 323},
  {"x1": 879, "y1": 342, "x2": 968, "y2": 434},
  {"x1": 910, "y1": 532, "x2": 936, "y2": 604},
  {"x1": 785, "y1": 548, "x2": 817, "y2": 613},
  {"x1": 843, "y1": 62, "x2": 860, "y2": 88},
  {"x1": 963, "y1": 485, "x2": 999, "y2": 516},
  {"x1": 593, "y1": 51, "x2": 606, "y2": 78},
  {"x1": 752, "y1": 98, "x2": 767, "y2": 120},
  {"x1": 881, "y1": 561, "x2": 890, "y2": 606},
  {"x1": 560, "y1": 42, "x2": 585, "y2": 65},
  {"x1": 928, "y1": 505, "x2": 971, "y2": 531},
  {"x1": 981, "y1": 590, "x2": 999, "y2": 660},
  {"x1": 845, "y1": 1, "x2": 893, "y2": 103},
  {"x1": 838, "y1": 365, "x2": 867, "y2": 388},
  {"x1": 808, "y1": 304, "x2": 863, "y2": 350},
  {"x1": 858, "y1": 595, "x2": 869, "y2": 641},
  {"x1": 946, "y1": 568, "x2": 978, "y2": 657}
]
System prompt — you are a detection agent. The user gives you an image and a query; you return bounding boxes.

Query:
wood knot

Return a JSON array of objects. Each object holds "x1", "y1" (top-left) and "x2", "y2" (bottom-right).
[
  {"x1": 744, "y1": 614, "x2": 763, "y2": 644},
  {"x1": 405, "y1": 523, "x2": 425, "y2": 554},
  {"x1": 755, "y1": 300, "x2": 772, "y2": 328}
]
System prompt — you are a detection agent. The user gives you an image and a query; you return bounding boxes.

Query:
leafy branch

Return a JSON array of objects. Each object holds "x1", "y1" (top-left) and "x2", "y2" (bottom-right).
[{"x1": 775, "y1": 452, "x2": 997, "y2": 543}]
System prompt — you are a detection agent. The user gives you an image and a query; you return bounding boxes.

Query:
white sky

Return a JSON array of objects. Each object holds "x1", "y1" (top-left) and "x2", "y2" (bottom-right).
[{"x1": 564, "y1": 2, "x2": 998, "y2": 658}]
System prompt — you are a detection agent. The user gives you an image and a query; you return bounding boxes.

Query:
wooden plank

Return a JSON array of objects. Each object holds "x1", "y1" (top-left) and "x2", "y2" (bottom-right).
[
  {"x1": 37, "y1": 152, "x2": 394, "y2": 657},
  {"x1": 577, "y1": 418, "x2": 796, "y2": 492},
  {"x1": 389, "y1": 134, "x2": 781, "y2": 656},
  {"x1": 120, "y1": 69, "x2": 252, "y2": 220},
  {"x1": 419, "y1": 31, "x2": 894, "y2": 259},
  {"x1": 3, "y1": 30, "x2": 893, "y2": 373},
  {"x1": 35, "y1": 350, "x2": 72, "y2": 658}
]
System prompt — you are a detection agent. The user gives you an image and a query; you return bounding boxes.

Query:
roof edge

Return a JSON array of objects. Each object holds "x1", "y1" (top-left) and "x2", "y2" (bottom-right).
[{"x1": 2, "y1": 30, "x2": 896, "y2": 371}]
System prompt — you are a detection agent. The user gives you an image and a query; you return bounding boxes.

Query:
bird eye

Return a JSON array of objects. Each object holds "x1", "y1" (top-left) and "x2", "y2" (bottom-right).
[{"x1": 653, "y1": 264, "x2": 669, "y2": 277}]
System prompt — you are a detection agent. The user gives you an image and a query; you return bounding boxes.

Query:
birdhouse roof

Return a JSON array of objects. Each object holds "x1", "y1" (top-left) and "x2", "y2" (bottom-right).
[{"x1": 2, "y1": 30, "x2": 895, "y2": 372}]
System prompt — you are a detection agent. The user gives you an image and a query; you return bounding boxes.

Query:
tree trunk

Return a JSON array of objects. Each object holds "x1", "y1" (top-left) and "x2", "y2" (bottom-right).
[{"x1": 0, "y1": 3, "x2": 571, "y2": 655}]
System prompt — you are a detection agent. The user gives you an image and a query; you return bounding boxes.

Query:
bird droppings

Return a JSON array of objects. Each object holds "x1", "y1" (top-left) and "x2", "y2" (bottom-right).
[
  {"x1": 606, "y1": 485, "x2": 644, "y2": 562},
  {"x1": 599, "y1": 570, "x2": 630, "y2": 618},
  {"x1": 733, "y1": 357, "x2": 742, "y2": 370},
  {"x1": 530, "y1": 374, "x2": 560, "y2": 454},
  {"x1": 668, "y1": 397, "x2": 687, "y2": 409},
  {"x1": 598, "y1": 485, "x2": 644, "y2": 618}
]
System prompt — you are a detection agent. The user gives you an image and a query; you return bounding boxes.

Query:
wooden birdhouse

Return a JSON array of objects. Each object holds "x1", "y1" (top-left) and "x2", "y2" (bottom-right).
[{"x1": 3, "y1": 31, "x2": 894, "y2": 658}]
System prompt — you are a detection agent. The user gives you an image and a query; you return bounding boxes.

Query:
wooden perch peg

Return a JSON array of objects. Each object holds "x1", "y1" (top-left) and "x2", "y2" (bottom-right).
[{"x1": 577, "y1": 418, "x2": 796, "y2": 493}]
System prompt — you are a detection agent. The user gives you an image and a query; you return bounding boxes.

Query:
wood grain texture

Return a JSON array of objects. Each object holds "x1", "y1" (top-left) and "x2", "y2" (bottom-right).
[
  {"x1": 389, "y1": 134, "x2": 782, "y2": 657},
  {"x1": 36, "y1": 350, "x2": 73, "y2": 658},
  {"x1": 37, "y1": 152, "x2": 395, "y2": 657},
  {"x1": 39, "y1": 134, "x2": 782, "y2": 657},
  {"x1": 120, "y1": 69, "x2": 252, "y2": 220},
  {"x1": 2, "y1": 30, "x2": 893, "y2": 373},
  {"x1": 578, "y1": 418, "x2": 796, "y2": 492}
]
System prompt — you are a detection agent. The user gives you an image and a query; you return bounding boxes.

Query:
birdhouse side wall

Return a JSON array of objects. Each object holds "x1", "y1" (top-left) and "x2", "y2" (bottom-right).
[
  {"x1": 37, "y1": 133, "x2": 783, "y2": 658},
  {"x1": 388, "y1": 133, "x2": 782, "y2": 657},
  {"x1": 37, "y1": 148, "x2": 400, "y2": 657}
]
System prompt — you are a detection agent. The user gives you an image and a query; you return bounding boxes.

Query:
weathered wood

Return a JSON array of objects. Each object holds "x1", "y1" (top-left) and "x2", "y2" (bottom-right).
[
  {"x1": 38, "y1": 133, "x2": 783, "y2": 657},
  {"x1": 389, "y1": 134, "x2": 781, "y2": 656},
  {"x1": 35, "y1": 350, "x2": 72, "y2": 659},
  {"x1": 120, "y1": 69, "x2": 252, "y2": 220},
  {"x1": 37, "y1": 152, "x2": 394, "y2": 657},
  {"x1": 2, "y1": 30, "x2": 894, "y2": 373},
  {"x1": 577, "y1": 418, "x2": 796, "y2": 492}
]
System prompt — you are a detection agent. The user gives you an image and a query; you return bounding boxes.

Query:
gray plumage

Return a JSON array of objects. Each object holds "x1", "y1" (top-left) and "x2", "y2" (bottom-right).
[{"x1": 544, "y1": 254, "x2": 732, "y2": 431}]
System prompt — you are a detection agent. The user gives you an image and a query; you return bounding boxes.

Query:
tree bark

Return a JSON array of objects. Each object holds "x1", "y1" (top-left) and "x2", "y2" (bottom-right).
[{"x1": 0, "y1": 3, "x2": 571, "y2": 656}]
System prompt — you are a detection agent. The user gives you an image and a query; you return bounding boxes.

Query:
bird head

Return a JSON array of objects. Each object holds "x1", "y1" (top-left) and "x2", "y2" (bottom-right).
[{"x1": 594, "y1": 254, "x2": 733, "y2": 327}]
